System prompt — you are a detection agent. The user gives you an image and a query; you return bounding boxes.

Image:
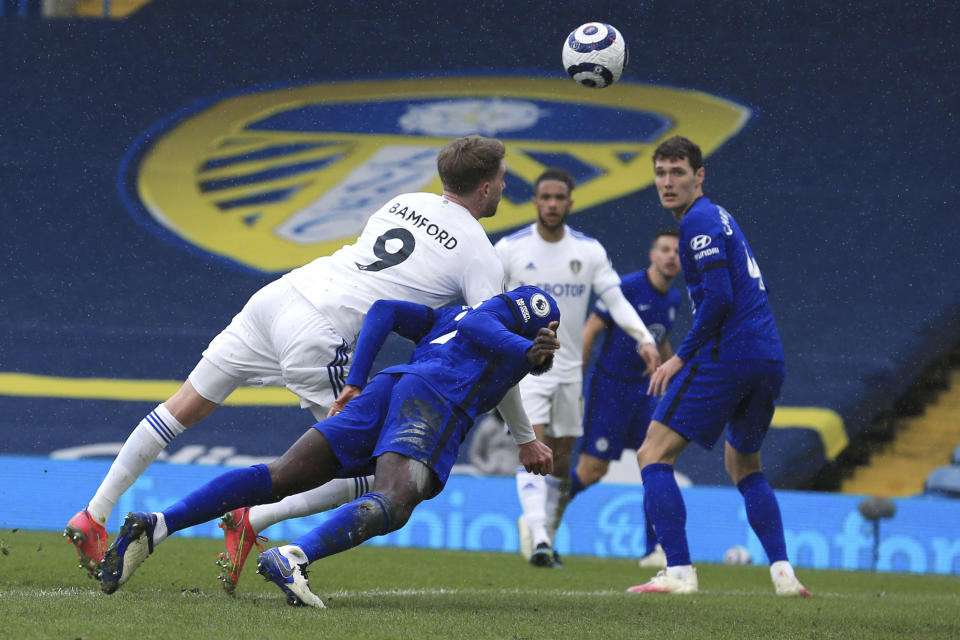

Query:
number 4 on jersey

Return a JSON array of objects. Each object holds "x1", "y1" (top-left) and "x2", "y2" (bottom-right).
[{"x1": 744, "y1": 244, "x2": 766, "y2": 291}]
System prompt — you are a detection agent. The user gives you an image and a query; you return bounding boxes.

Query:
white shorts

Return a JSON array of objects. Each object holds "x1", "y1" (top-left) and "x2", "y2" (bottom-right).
[
  {"x1": 518, "y1": 374, "x2": 583, "y2": 439},
  {"x1": 188, "y1": 278, "x2": 350, "y2": 418}
]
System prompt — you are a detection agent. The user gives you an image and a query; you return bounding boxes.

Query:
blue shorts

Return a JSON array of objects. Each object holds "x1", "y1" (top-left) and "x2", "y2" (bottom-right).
[
  {"x1": 315, "y1": 373, "x2": 471, "y2": 494},
  {"x1": 651, "y1": 360, "x2": 785, "y2": 453},
  {"x1": 582, "y1": 368, "x2": 657, "y2": 461}
]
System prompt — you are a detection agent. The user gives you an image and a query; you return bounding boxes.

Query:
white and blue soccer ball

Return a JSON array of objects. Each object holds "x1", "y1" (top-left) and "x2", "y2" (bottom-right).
[
  {"x1": 561, "y1": 22, "x2": 628, "y2": 89},
  {"x1": 723, "y1": 545, "x2": 752, "y2": 565}
]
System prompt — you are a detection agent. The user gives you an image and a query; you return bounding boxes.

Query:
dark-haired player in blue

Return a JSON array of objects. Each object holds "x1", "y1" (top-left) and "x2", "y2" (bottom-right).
[
  {"x1": 554, "y1": 230, "x2": 681, "y2": 568},
  {"x1": 628, "y1": 136, "x2": 810, "y2": 597},
  {"x1": 99, "y1": 286, "x2": 560, "y2": 607}
]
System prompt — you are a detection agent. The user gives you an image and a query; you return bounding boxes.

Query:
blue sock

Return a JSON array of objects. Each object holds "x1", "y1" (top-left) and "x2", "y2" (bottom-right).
[
  {"x1": 162, "y1": 464, "x2": 273, "y2": 535},
  {"x1": 737, "y1": 471, "x2": 788, "y2": 563},
  {"x1": 293, "y1": 492, "x2": 396, "y2": 563},
  {"x1": 569, "y1": 467, "x2": 586, "y2": 500},
  {"x1": 642, "y1": 490, "x2": 658, "y2": 555},
  {"x1": 640, "y1": 463, "x2": 690, "y2": 566}
]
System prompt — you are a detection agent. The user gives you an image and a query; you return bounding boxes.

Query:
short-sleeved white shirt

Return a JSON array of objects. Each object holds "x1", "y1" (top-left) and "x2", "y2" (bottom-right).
[
  {"x1": 285, "y1": 192, "x2": 505, "y2": 345},
  {"x1": 495, "y1": 223, "x2": 620, "y2": 382}
]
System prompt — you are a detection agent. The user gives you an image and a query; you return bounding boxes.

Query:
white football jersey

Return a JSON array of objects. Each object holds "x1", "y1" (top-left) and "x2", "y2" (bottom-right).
[
  {"x1": 495, "y1": 223, "x2": 620, "y2": 381},
  {"x1": 285, "y1": 193, "x2": 505, "y2": 345}
]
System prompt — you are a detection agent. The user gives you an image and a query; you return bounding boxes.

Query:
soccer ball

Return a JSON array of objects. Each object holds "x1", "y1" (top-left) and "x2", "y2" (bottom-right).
[
  {"x1": 561, "y1": 22, "x2": 628, "y2": 89},
  {"x1": 723, "y1": 545, "x2": 752, "y2": 565}
]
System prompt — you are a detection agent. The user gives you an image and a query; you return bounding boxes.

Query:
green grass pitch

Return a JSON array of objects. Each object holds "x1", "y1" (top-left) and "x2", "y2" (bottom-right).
[{"x1": 1, "y1": 530, "x2": 958, "y2": 639}]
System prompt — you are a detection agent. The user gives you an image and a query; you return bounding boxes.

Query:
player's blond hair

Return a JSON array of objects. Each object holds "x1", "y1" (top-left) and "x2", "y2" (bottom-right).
[{"x1": 437, "y1": 135, "x2": 506, "y2": 196}]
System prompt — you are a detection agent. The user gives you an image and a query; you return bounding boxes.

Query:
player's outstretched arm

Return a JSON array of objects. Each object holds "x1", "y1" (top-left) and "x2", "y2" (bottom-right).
[{"x1": 345, "y1": 300, "x2": 435, "y2": 390}]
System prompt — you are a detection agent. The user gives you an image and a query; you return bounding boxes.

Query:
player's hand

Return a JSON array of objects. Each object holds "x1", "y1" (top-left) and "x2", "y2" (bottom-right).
[
  {"x1": 647, "y1": 355, "x2": 684, "y2": 396},
  {"x1": 517, "y1": 438, "x2": 553, "y2": 476},
  {"x1": 327, "y1": 384, "x2": 362, "y2": 417},
  {"x1": 637, "y1": 342, "x2": 662, "y2": 376},
  {"x1": 525, "y1": 321, "x2": 560, "y2": 366}
]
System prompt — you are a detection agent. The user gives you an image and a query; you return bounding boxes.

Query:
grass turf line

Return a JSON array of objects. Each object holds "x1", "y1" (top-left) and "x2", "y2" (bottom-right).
[{"x1": 0, "y1": 530, "x2": 958, "y2": 640}]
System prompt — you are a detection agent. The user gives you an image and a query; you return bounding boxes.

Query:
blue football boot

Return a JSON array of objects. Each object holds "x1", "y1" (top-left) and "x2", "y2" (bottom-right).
[
  {"x1": 256, "y1": 545, "x2": 325, "y2": 608},
  {"x1": 100, "y1": 511, "x2": 156, "y2": 594}
]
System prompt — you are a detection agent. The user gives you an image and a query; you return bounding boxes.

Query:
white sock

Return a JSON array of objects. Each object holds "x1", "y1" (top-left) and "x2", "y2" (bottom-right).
[
  {"x1": 770, "y1": 560, "x2": 796, "y2": 581},
  {"x1": 666, "y1": 564, "x2": 694, "y2": 580},
  {"x1": 87, "y1": 404, "x2": 185, "y2": 526},
  {"x1": 543, "y1": 474, "x2": 571, "y2": 542},
  {"x1": 152, "y1": 512, "x2": 168, "y2": 545},
  {"x1": 516, "y1": 467, "x2": 549, "y2": 546},
  {"x1": 248, "y1": 475, "x2": 373, "y2": 533}
]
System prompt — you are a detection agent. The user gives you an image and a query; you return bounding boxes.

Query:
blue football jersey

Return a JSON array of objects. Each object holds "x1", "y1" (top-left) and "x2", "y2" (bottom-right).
[
  {"x1": 409, "y1": 305, "x2": 470, "y2": 362},
  {"x1": 345, "y1": 300, "x2": 470, "y2": 389},
  {"x1": 383, "y1": 285, "x2": 560, "y2": 419},
  {"x1": 593, "y1": 270, "x2": 681, "y2": 381},
  {"x1": 677, "y1": 197, "x2": 784, "y2": 363}
]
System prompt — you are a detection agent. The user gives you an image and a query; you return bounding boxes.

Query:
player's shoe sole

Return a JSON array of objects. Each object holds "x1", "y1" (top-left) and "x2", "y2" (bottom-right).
[
  {"x1": 216, "y1": 507, "x2": 268, "y2": 596},
  {"x1": 100, "y1": 512, "x2": 156, "y2": 595},
  {"x1": 64, "y1": 509, "x2": 108, "y2": 579},
  {"x1": 256, "y1": 546, "x2": 326, "y2": 609},
  {"x1": 627, "y1": 568, "x2": 699, "y2": 594}
]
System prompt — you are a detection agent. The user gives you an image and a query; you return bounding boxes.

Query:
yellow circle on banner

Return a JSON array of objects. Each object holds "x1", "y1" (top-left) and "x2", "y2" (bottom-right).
[{"x1": 134, "y1": 76, "x2": 749, "y2": 273}]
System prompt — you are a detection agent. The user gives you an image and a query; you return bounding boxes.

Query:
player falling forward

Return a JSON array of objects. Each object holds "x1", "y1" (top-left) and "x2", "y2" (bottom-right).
[
  {"x1": 65, "y1": 135, "x2": 550, "y2": 579},
  {"x1": 627, "y1": 136, "x2": 810, "y2": 597},
  {"x1": 495, "y1": 168, "x2": 660, "y2": 567},
  {"x1": 99, "y1": 286, "x2": 561, "y2": 607}
]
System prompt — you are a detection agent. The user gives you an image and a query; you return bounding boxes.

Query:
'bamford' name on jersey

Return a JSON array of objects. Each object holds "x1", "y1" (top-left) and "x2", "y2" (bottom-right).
[{"x1": 390, "y1": 202, "x2": 458, "y2": 249}]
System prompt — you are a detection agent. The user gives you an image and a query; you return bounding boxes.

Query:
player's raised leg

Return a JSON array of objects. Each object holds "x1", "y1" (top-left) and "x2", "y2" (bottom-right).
[
  {"x1": 66, "y1": 393, "x2": 195, "y2": 577},
  {"x1": 99, "y1": 511, "x2": 158, "y2": 594},
  {"x1": 100, "y1": 461, "x2": 278, "y2": 594}
]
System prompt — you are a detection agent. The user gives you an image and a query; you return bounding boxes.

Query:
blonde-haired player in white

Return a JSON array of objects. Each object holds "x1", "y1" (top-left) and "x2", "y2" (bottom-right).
[
  {"x1": 65, "y1": 135, "x2": 553, "y2": 590},
  {"x1": 495, "y1": 168, "x2": 659, "y2": 567}
]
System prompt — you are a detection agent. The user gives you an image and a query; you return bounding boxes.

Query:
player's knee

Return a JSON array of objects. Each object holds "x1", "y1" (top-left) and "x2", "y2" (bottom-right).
[
  {"x1": 362, "y1": 491, "x2": 415, "y2": 533},
  {"x1": 349, "y1": 492, "x2": 408, "y2": 535},
  {"x1": 724, "y1": 447, "x2": 761, "y2": 484},
  {"x1": 578, "y1": 457, "x2": 608, "y2": 485},
  {"x1": 636, "y1": 445, "x2": 656, "y2": 469},
  {"x1": 371, "y1": 456, "x2": 434, "y2": 527},
  {"x1": 165, "y1": 383, "x2": 217, "y2": 427},
  {"x1": 637, "y1": 422, "x2": 684, "y2": 468},
  {"x1": 726, "y1": 462, "x2": 762, "y2": 485}
]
